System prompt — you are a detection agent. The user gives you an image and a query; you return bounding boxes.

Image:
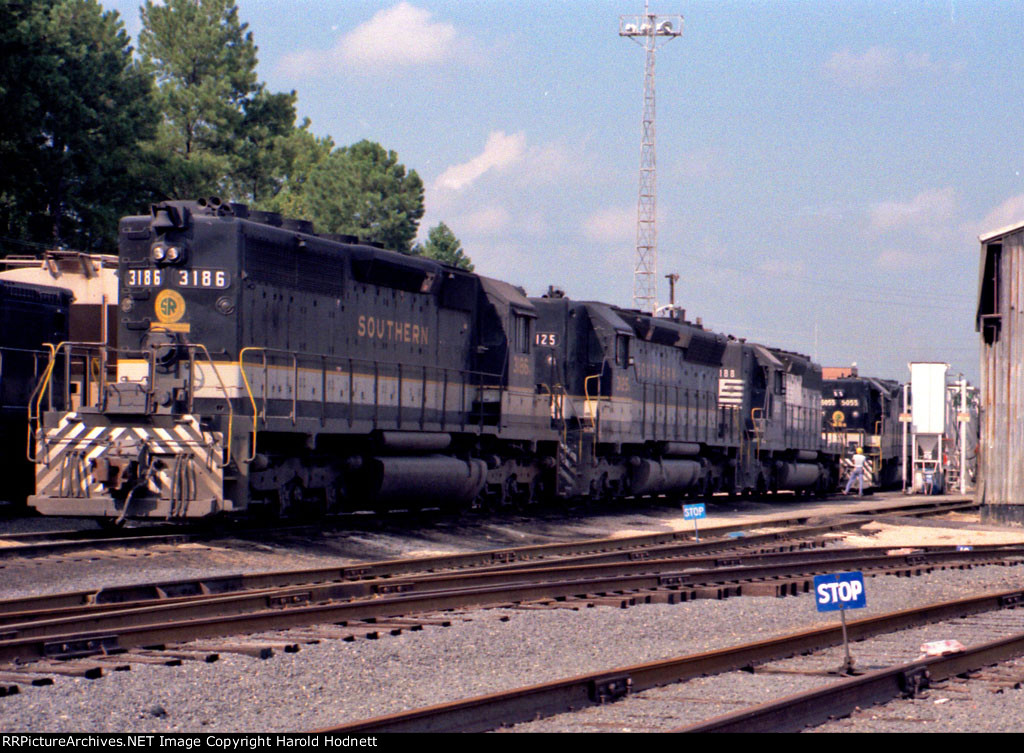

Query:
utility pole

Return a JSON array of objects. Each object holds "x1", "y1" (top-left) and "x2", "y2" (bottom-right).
[
  {"x1": 665, "y1": 272, "x2": 679, "y2": 306},
  {"x1": 620, "y1": 3, "x2": 683, "y2": 314}
]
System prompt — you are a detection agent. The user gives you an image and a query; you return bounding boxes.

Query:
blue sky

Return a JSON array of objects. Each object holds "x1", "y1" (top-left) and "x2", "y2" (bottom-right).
[{"x1": 105, "y1": 0, "x2": 1024, "y2": 384}]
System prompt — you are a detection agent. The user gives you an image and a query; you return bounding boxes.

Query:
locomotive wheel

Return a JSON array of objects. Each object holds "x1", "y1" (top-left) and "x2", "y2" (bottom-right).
[
  {"x1": 504, "y1": 475, "x2": 531, "y2": 511},
  {"x1": 530, "y1": 476, "x2": 550, "y2": 506}
]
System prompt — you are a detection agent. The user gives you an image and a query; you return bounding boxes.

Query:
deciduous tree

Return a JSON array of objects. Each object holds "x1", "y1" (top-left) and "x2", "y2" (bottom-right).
[{"x1": 278, "y1": 140, "x2": 425, "y2": 254}]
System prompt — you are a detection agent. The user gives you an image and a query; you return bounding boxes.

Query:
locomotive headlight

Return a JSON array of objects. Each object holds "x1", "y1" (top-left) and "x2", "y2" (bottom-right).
[
  {"x1": 166, "y1": 245, "x2": 183, "y2": 262},
  {"x1": 151, "y1": 244, "x2": 167, "y2": 262}
]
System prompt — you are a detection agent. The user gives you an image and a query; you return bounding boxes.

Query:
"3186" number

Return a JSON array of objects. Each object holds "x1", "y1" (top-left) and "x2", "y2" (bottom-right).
[{"x1": 177, "y1": 269, "x2": 229, "y2": 288}]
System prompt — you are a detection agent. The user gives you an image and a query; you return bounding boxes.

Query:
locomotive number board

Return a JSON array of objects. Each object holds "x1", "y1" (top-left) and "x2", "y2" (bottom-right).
[{"x1": 125, "y1": 268, "x2": 230, "y2": 289}]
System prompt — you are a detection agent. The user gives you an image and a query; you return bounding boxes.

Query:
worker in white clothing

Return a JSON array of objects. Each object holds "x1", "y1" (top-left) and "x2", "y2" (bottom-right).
[{"x1": 843, "y1": 447, "x2": 867, "y2": 496}]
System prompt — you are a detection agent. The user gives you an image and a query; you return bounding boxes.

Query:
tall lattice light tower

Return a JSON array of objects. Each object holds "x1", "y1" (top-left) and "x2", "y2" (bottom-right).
[{"x1": 619, "y1": 4, "x2": 683, "y2": 314}]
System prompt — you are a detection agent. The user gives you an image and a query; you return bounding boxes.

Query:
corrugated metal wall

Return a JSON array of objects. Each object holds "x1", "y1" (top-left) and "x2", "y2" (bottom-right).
[{"x1": 978, "y1": 227, "x2": 1024, "y2": 524}]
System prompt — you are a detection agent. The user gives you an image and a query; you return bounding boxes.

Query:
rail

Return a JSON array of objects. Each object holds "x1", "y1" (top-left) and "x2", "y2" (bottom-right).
[{"x1": 322, "y1": 583, "x2": 1024, "y2": 734}]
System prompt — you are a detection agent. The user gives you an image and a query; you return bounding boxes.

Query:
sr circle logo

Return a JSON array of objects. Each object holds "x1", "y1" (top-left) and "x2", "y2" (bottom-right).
[{"x1": 154, "y1": 289, "x2": 186, "y2": 324}]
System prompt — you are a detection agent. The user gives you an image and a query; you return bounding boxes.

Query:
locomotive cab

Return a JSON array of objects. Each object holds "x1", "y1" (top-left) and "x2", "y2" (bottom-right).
[{"x1": 822, "y1": 374, "x2": 903, "y2": 489}]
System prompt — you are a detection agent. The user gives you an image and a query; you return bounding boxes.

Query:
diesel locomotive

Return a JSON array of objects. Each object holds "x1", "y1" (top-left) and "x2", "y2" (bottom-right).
[
  {"x1": 28, "y1": 199, "x2": 840, "y2": 521},
  {"x1": 822, "y1": 369, "x2": 904, "y2": 489}
]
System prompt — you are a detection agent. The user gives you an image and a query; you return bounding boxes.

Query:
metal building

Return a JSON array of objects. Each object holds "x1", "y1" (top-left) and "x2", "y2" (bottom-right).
[{"x1": 976, "y1": 219, "x2": 1024, "y2": 524}]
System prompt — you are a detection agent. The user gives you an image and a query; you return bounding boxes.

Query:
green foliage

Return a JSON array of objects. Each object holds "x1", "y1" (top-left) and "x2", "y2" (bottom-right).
[
  {"x1": 138, "y1": 0, "x2": 296, "y2": 202},
  {"x1": 0, "y1": 0, "x2": 435, "y2": 257},
  {"x1": 272, "y1": 140, "x2": 425, "y2": 254},
  {"x1": 256, "y1": 120, "x2": 334, "y2": 218},
  {"x1": 0, "y1": 0, "x2": 158, "y2": 252},
  {"x1": 416, "y1": 222, "x2": 474, "y2": 271}
]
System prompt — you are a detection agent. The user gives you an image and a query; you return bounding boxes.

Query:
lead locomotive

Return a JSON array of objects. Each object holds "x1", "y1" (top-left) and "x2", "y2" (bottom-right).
[{"x1": 29, "y1": 199, "x2": 838, "y2": 520}]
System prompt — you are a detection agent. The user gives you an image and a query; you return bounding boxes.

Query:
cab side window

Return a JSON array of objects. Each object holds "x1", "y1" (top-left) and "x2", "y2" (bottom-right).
[
  {"x1": 616, "y1": 335, "x2": 630, "y2": 366},
  {"x1": 514, "y1": 315, "x2": 531, "y2": 354}
]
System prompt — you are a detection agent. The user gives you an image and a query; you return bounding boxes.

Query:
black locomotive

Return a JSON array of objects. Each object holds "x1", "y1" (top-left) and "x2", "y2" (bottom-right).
[
  {"x1": 28, "y1": 199, "x2": 840, "y2": 520},
  {"x1": 0, "y1": 280, "x2": 72, "y2": 507},
  {"x1": 822, "y1": 371, "x2": 904, "y2": 489}
]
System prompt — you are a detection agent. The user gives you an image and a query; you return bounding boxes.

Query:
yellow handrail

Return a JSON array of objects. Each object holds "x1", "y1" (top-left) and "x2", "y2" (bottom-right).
[
  {"x1": 583, "y1": 373, "x2": 601, "y2": 427},
  {"x1": 26, "y1": 342, "x2": 62, "y2": 463},
  {"x1": 751, "y1": 407, "x2": 764, "y2": 457},
  {"x1": 193, "y1": 343, "x2": 234, "y2": 468},
  {"x1": 238, "y1": 346, "x2": 263, "y2": 463}
]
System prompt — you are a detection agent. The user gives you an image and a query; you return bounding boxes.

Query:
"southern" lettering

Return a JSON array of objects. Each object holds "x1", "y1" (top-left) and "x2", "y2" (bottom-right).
[{"x1": 357, "y1": 315, "x2": 429, "y2": 346}]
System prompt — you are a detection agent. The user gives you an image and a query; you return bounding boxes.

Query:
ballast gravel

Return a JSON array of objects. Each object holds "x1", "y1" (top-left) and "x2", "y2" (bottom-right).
[
  {"x1": 3, "y1": 499, "x2": 1024, "y2": 733},
  {"x1": 1, "y1": 565, "x2": 1023, "y2": 733}
]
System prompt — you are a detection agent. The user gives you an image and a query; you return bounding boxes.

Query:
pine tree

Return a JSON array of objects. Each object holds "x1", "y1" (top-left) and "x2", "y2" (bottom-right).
[
  {"x1": 0, "y1": 0, "x2": 158, "y2": 252},
  {"x1": 138, "y1": 0, "x2": 295, "y2": 202},
  {"x1": 419, "y1": 223, "x2": 474, "y2": 271}
]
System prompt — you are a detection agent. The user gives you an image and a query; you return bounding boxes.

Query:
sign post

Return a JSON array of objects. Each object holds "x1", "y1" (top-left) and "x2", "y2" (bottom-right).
[
  {"x1": 813, "y1": 571, "x2": 867, "y2": 675},
  {"x1": 682, "y1": 502, "x2": 706, "y2": 542}
]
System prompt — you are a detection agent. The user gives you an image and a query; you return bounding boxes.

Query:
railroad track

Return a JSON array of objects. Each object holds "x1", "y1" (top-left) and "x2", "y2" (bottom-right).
[
  {"x1": 0, "y1": 494, "x2": 976, "y2": 562},
  {"x1": 0, "y1": 534, "x2": 1017, "y2": 668},
  {"x1": 0, "y1": 495, "x2": 986, "y2": 698},
  {"x1": 322, "y1": 588, "x2": 1024, "y2": 733},
  {"x1": 0, "y1": 514, "x2": 862, "y2": 619}
]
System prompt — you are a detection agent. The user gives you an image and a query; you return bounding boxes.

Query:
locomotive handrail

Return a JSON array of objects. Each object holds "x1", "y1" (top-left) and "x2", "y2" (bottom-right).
[
  {"x1": 28, "y1": 340, "x2": 119, "y2": 458},
  {"x1": 24, "y1": 342, "x2": 57, "y2": 463},
  {"x1": 27, "y1": 341, "x2": 237, "y2": 466},
  {"x1": 26, "y1": 342, "x2": 63, "y2": 463},
  {"x1": 750, "y1": 407, "x2": 765, "y2": 457},
  {"x1": 191, "y1": 343, "x2": 234, "y2": 468},
  {"x1": 238, "y1": 345, "x2": 503, "y2": 462},
  {"x1": 238, "y1": 346, "x2": 262, "y2": 463},
  {"x1": 583, "y1": 373, "x2": 601, "y2": 429}
]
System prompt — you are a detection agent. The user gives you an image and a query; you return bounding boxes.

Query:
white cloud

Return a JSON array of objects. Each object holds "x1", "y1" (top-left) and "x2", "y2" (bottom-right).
[
  {"x1": 869, "y1": 187, "x2": 957, "y2": 234},
  {"x1": 511, "y1": 142, "x2": 588, "y2": 187},
  {"x1": 876, "y1": 249, "x2": 928, "y2": 270},
  {"x1": 278, "y1": 3, "x2": 457, "y2": 76},
  {"x1": 824, "y1": 47, "x2": 948, "y2": 90},
  {"x1": 758, "y1": 258, "x2": 806, "y2": 277},
  {"x1": 448, "y1": 206, "x2": 512, "y2": 236},
  {"x1": 825, "y1": 47, "x2": 901, "y2": 90},
  {"x1": 979, "y1": 194, "x2": 1024, "y2": 237},
  {"x1": 672, "y1": 147, "x2": 727, "y2": 180},
  {"x1": 582, "y1": 205, "x2": 635, "y2": 244},
  {"x1": 434, "y1": 131, "x2": 526, "y2": 192},
  {"x1": 342, "y1": 2, "x2": 455, "y2": 67}
]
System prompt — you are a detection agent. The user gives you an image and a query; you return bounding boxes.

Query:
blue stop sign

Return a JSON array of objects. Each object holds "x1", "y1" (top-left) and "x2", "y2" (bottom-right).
[{"x1": 813, "y1": 572, "x2": 866, "y2": 612}]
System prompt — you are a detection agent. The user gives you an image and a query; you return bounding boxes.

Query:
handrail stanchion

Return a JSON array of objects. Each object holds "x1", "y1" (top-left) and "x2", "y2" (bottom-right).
[
  {"x1": 320, "y1": 355, "x2": 326, "y2": 427},
  {"x1": 238, "y1": 346, "x2": 262, "y2": 464},
  {"x1": 291, "y1": 353, "x2": 298, "y2": 425},
  {"x1": 193, "y1": 343, "x2": 234, "y2": 467}
]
